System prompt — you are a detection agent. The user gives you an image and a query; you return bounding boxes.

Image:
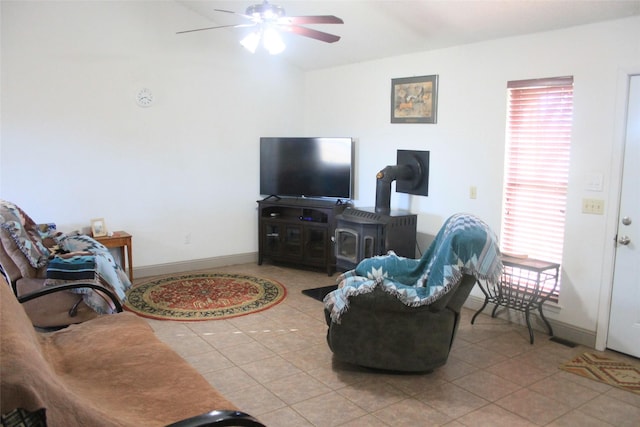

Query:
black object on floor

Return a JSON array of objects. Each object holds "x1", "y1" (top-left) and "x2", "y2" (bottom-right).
[{"x1": 302, "y1": 285, "x2": 338, "y2": 302}]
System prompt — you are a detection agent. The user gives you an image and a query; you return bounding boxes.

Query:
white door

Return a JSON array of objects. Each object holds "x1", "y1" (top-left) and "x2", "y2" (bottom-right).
[{"x1": 607, "y1": 75, "x2": 640, "y2": 358}]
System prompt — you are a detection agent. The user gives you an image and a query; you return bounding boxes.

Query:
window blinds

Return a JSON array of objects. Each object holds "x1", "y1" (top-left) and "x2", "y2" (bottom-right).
[{"x1": 502, "y1": 77, "x2": 573, "y2": 294}]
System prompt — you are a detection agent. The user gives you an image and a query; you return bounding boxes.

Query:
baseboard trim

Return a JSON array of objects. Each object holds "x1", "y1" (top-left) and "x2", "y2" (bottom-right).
[
  {"x1": 464, "y1": 294, "x2": 596, "y2": 348},
  {"x1": 133, "y1": 252, "x2": 259, "y2": 279}
]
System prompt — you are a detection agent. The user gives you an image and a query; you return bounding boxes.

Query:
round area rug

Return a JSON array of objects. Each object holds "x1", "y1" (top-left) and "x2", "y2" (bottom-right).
[{"x1": 125, "y1": 273, "x2": 286, "y2": 321}]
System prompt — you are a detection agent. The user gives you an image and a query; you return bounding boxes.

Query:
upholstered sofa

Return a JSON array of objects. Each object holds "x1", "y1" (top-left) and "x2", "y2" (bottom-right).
[{"x1": 0, "y1": 277, "x2": 264, "y2": 426}]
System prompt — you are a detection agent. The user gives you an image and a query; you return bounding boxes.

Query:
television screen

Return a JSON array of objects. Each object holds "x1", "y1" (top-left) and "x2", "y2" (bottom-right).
[{"x1": 260, "y1": 137, "x2": 354, "y2": 199}]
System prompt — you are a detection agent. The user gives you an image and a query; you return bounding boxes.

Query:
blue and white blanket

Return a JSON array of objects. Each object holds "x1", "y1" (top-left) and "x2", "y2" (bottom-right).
[
  {"x1": 324, "y1": 213, "x2": 503, "y2": 322},
  {"x1": 46, "y1": 233, "x2": 132, "y2": 314}
]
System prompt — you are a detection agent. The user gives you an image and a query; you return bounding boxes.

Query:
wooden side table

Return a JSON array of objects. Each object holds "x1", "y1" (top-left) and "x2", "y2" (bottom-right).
[{"x1": 94, "y1": 231, "x2": 133, "y2": 283}]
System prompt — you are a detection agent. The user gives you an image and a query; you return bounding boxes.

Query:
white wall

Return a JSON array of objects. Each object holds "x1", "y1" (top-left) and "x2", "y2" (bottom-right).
[
  {"x1": 1, "y1": 1, "x2": 304, "y2": 266},
  {"x1": 2, "y1": 0, "x2": 639, "y2": 340},
  {"x1": 303, "y1": 17, "x2": 640, "y2": 335}
]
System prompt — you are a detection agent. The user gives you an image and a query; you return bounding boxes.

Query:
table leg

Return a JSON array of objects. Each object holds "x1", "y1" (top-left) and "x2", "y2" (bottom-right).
[
  {"x1": 119, "y1": 247, "x2": 125, "y2": 271},
  {"x1": 471, "y1": 297, "x2": 489, "y2": 324},
  {"x1": 538, "y1": 303, "x2": 554, "y2": 336},
  {"x1": 471, "y1": 279, "x2": 490, "y2": 324},
  {"x1": 525, "y1": 307, "x2": 535, "y2": 344},
  {"x1": 125, "y1": 244, "x2": 133, "y2": 283}
]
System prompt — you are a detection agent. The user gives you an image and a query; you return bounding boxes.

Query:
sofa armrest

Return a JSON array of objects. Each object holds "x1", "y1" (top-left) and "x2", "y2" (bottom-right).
[
  {"x1": 165, "y1": 410, "x2": 265, "y2": 427},
  {"x1": 17, "y1": 282, "x2": 123, "y2": 313}
]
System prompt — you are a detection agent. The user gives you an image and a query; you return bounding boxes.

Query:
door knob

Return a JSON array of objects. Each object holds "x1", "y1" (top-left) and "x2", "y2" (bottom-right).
[{"x1": 618, "y1": 235, "x2": 631, "y2": 245}]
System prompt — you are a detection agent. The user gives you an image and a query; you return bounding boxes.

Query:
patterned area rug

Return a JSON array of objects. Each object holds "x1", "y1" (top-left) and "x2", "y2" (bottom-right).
[
  {"x1": 560, "y1": 352, "x2": 640, "y2": 395},
  {"x1": 125, "y1": 273, "x2": 286, "y2": 321}
]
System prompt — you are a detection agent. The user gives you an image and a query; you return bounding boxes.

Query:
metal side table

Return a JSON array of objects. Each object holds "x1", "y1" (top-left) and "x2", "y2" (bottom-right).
[{"x1": 471, "y1": 255, "x2": 560, "y2": 344}]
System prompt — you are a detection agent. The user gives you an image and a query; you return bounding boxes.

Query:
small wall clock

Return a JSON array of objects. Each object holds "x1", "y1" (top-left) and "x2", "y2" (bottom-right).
[{"x1": 135, "y1": 88, "x2": 154, "y2": 107}]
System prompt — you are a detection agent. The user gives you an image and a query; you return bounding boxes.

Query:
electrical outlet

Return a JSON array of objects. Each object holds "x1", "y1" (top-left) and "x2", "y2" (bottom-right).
[
  {"x1": 582, "y1": 198, "x2": 604, "y2": 215},
  {"x1": 470, "y1": 186, "x2": 477, "y2": 199}
]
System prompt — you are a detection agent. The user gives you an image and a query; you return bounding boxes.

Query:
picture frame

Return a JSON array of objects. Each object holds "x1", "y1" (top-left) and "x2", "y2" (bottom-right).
[
  {"x1": 391, "y1": 74, "x2": 439, "y2": 123},
  {"x1": 91, "y1": 218, "x2": 108, "y2": 238}
]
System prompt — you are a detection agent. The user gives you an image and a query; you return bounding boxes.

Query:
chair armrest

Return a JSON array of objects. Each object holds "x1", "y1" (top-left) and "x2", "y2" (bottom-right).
[
  {"x1": 165, "y1": 410, "x2": 265, "y2": 427},
  {"x1": 16, "y1": 282, "x2": 123, "y2": 313},
  {"x1": 443, "y1": 274, "x2": 477, "y2": 313}
]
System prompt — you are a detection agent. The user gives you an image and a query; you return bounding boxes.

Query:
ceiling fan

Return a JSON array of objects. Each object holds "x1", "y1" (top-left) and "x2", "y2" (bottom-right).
[{"x1": 177, "y1": 1, "x2": 344, "y2": 54}]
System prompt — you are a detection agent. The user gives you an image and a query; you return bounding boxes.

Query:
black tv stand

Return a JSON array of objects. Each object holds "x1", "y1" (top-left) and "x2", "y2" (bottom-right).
[
  {"x1": 262, "y1": 195, "x2": 282, "y2": 201},
  {"x1": 257, "y1": 198, "x2": 351, "y2": 275}
]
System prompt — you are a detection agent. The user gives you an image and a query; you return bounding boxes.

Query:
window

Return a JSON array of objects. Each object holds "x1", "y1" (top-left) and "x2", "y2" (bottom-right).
[{"x1": 501, "y1": 76, "x2": 574, "y2": 295}]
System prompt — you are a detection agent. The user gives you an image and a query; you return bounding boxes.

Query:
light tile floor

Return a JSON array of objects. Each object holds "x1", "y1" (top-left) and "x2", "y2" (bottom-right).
[{"x1": 142, "y1": 263, "x2": 640, "y2": 426}]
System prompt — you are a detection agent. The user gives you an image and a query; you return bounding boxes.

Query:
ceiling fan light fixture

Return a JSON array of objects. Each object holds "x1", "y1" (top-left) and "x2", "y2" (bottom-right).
[
  {"x1": 263, "y1": 27, "x2": 285, "y2": 54},
  {"x1": 246, "y1": 2, "x2": 285, "y2": 20},
  {"x1": 240, "y1": 31, "x2": 261, "y2": 53}
]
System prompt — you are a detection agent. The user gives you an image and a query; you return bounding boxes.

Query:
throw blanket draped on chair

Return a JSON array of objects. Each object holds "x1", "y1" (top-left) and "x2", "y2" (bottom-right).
[
  {"x1": 44, "y1": 234, "x2": 132, "y2": 314},
  {"x1": 324, "y1": 213, "x2": 503, "y2": 322}
]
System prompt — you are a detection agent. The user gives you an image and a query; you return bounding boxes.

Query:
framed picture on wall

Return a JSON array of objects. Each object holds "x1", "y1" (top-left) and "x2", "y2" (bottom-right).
[
  {"x1": 391, "y1": 74, "x2": 438, "y2": 123},
  {"x1": 91, "y1": 218, "x2": 108, "y2": 237}
]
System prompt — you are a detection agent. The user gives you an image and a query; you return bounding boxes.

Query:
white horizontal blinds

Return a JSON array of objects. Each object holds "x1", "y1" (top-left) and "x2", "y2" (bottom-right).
[{"x1": 502, "y1": 76, "x2": 573, "y2": 295}]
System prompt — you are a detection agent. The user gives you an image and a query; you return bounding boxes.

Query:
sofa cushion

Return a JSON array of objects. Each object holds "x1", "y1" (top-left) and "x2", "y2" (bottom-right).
[
  {"x1": 0, "y1": 201, "x2": 50, "y2": 270},
  {"x1": 0, "y1": 228, "x2": 46, "y2": 280}
]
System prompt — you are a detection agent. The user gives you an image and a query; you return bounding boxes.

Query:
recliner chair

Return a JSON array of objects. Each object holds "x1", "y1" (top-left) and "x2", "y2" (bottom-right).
[
  {"x1": 324, "y1": 213, "x2": 502, "y2": 372},
  {"x1": 0, "y1": 200, "x2": 129, "y2": 329}
]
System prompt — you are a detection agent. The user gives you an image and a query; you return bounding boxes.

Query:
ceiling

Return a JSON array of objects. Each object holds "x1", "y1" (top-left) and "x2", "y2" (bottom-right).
[{"x1": 176, "y1": 0, "x2": 640, "y2": 70}]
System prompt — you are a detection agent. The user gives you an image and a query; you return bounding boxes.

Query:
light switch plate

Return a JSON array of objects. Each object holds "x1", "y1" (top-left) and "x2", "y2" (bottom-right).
[{"x1": 582, "y1": 198, "x2": 604, "y2": 214}]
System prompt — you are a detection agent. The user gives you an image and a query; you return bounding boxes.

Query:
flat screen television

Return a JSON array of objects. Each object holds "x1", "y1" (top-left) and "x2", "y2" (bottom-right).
[{"x1": 260, "y1": 137, "x2": 354, "y2": 199}]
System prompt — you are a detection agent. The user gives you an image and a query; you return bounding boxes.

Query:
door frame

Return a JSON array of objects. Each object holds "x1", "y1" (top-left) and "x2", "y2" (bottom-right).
[{"x1": 595, "y1": 67, "x2": 640, "y2": 351}]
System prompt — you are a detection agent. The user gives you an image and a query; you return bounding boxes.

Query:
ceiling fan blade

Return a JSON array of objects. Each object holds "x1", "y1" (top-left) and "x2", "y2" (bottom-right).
[
  {"x1": 280, "y1": 15, "x2": 343, "y2": 25},
  {"x1": 176, "y1": 23, "x2": 254, "y2": 35},
  {"x1": 213, "y1": 8, "x2": 255, "y2": 21},
  {"x1": 284, "y1": 25, "x2": 341, "y2": 43}
]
